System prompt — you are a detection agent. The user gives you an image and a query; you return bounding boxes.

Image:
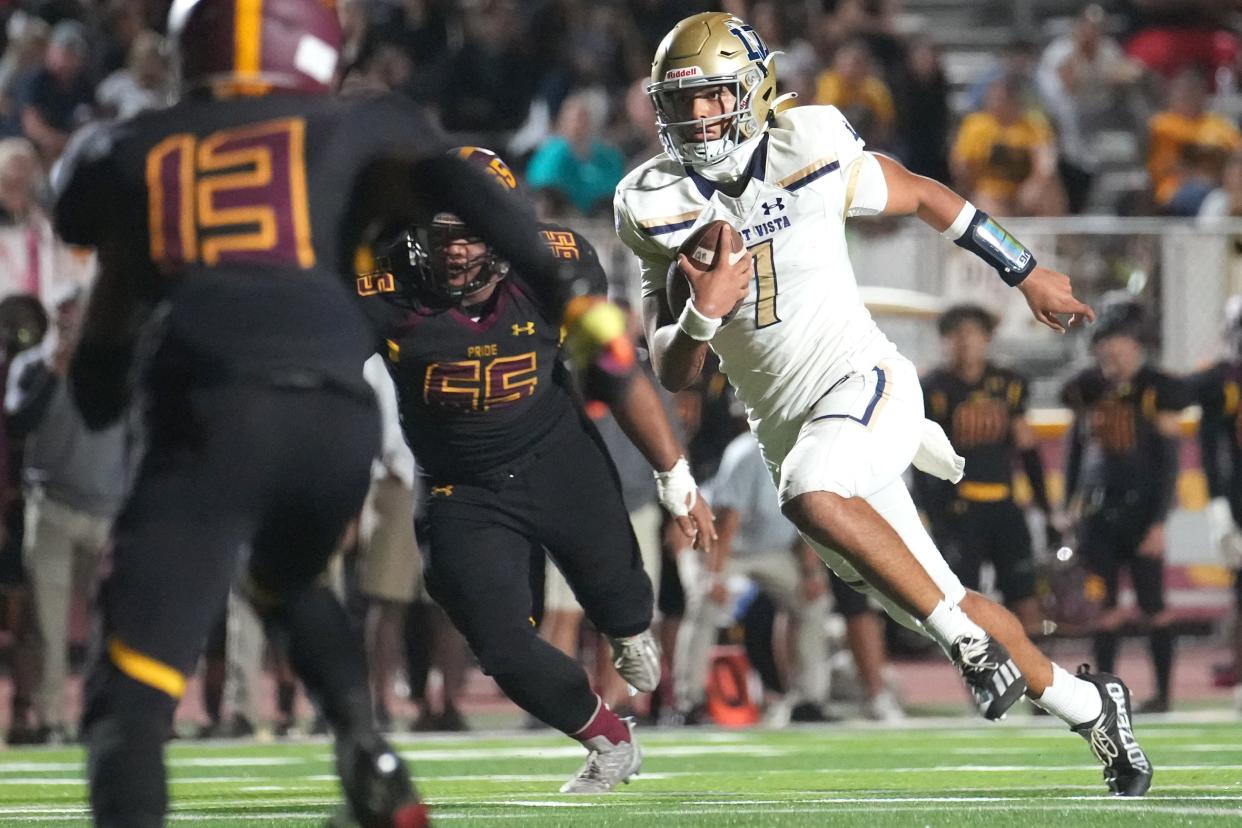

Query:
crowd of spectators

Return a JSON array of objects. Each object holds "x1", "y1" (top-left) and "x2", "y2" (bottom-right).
[
  {"x1": 0, "y1": 1, "x2": 1234, "y2": 221},
  {"x1": 0, "y1": 0, "x2": 1238, "y2": 736}
]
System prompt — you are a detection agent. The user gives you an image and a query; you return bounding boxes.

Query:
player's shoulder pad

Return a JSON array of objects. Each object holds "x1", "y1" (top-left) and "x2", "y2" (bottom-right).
[
  {"x1": 920, "y1": 365, "x2": 950, "y2": 387},
  {"x1": 767, "y1": 104, "x2": 865, "y2": 190},
  {"x1": 1146, "y1": 365, "x2": 1190, "y2": 408},
  {"x1": 340, "y1": 91, "x2": 444, "y2": 156},
  {"x1": 537, "y1": 221, "x2": 607, "y2": 295},
  {"x1": 771, "y1": 104, "x2": 863, "y2": 148},
  {"x1": 615, "y1": 151, "x2": 684, "y2": 196},
  {"x1": 1059, "y1": 367, "x2": 1101, "y2": 406},
  {"x1": 52, "y1": 119, "x2": 122, "y2": 245}
]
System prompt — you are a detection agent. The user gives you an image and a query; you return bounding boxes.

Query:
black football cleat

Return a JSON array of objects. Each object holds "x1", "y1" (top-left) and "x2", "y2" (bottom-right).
[
  {"x1": 1071, "y1": 665, "x2": 1153, "y2": 797},
  {"x1": 950, "y1": 634, "x2": 1027, "y2": 720},
  {"x1": 333, "y1": 733, "x2": 430, "y2": 827}
]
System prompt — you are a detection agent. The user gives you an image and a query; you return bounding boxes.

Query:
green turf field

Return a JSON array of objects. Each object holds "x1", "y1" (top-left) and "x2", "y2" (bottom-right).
[{"x1": 0, "y1": 714, "x2": 1239, "y2": 826}]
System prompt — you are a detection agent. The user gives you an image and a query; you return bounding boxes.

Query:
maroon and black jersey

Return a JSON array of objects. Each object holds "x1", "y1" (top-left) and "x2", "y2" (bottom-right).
[
  {"x1": 1192, "y1": 360, "x2": 1242, "y2": 521},
  {"x1": 53, "y1": 91, "x2": 443, "y2": 392},
  {"x1": 923, "y1": 363, "x2": 1028, "y2": 488},
  {"x1": 360, "y1": 224, "x2": 607, "y2": 482},
  {"x1": 1060, "y1": 365, "x2": 1186, "y2": 508}
]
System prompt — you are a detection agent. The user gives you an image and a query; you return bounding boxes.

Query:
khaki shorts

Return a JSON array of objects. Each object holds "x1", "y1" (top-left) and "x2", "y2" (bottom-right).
[
  {"x1": 544, "y1": 500, "x2": 663, "y2": 614},
  {"x1": 357, "y1": 475, "x2": 422, "y2": 603}
]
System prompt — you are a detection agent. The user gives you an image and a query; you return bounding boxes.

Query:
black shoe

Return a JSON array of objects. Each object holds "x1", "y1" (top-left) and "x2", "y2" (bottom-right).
[
  {"x1": 334, "y1": 733, "x2": 427, "y2": 828},
  {"x1": 411, "y1": 708, "x2": 440, "y2": 733},
  {"x1": 658, "y1": 703, "x2": 709, "y2": 727},
  {"x1": 220, "y1": 715, "x2": 255, "y2": 739},
  {"x1": 1070, "y1": 665, "x2": 1153, "y2": 797},
  {"x1": 1136, "y1": 695, "x2": 1170, "y2": 715},
  {"x1": 273, "y1": 718, "x2": 295, "y2": 738},
  {"x1": 950, "y1": 634, "x2": 1027, "y2": 720},
  {"x1": 7, "y1": 723, "x2": 53, "y2": 745},
  {"x1": 789, "y1": 702, "x2": 838, "y2": 723},
  {"x1": 436, "y1": 706, "x2": 469, "y2": 732}
]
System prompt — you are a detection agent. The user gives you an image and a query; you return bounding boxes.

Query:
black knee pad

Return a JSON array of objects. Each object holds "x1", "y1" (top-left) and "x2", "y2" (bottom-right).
[{"x1": 474, "y1": 624, "x2": 541, "y2": 678}]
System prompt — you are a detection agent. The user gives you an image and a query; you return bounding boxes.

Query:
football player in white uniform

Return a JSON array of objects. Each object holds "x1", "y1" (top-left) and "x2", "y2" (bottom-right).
[{"x1": 615, "y1": 12, "x2": 1151, "y2": 796}]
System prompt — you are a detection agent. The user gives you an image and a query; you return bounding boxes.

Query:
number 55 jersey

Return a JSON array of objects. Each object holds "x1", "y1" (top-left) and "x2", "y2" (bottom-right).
[
  {"x1": 356, "y1": 225, "x2": 607, "y2": 483},
  {"x1": 614, "y1": 104, "x2": 897, "y2": 447},
  {"x1": 54, "y1": 91, "x2": 439, "y2": 393}
]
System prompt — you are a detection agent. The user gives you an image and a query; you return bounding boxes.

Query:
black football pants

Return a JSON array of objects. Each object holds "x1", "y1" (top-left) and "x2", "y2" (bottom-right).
[
  {"x1": 422, "y1": 421, "x2": 654, "y2": 734},
  {"x1": 85, "y1": 380, "x2": 379, "y2": 828}
]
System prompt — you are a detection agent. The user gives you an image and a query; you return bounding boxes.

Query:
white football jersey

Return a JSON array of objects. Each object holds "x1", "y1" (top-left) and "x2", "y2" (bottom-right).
[{"x1": 615, "y1": 104, "x2": 897, "y2": 442}]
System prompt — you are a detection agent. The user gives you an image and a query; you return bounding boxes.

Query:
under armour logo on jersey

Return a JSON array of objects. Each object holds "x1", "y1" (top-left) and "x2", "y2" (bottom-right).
[
  {"x1": 512, "y1": 322, "x2": 535, "y2": 336},
  {"x1": 430, "y1": 485, "x2": 454, "y2": 497},
  {"x1": 761, "y1": 198, "x2": 785, "y2": 216}
]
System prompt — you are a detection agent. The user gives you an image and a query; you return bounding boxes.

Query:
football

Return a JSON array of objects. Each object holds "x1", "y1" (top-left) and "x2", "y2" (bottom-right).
[{"x1": 665, "y1": 219, "x2": 747, "y2": 324}]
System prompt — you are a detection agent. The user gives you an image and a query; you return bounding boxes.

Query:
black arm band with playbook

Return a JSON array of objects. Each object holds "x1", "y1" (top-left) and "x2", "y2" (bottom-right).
[{"x1": 954, "y1": 209, "x2": 1037, "y2": 287}]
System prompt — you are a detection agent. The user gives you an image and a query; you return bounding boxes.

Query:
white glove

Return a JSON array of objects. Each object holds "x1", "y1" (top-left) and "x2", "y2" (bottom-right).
[
  {"x1": 655, "y1": 456, "x2": 698, "y2": 517},
  {"x1": 913, "y1": 419, "x2": 966, "y2": 484},
  {"x1": 1208, "y1": 496, "x2": 1242, "y2": 568}
]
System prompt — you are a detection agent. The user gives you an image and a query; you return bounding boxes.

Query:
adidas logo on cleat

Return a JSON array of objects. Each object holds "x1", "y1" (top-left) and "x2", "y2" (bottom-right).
[{"x1": 991, "y1": 661, "x2": 1020, "y2": 698}]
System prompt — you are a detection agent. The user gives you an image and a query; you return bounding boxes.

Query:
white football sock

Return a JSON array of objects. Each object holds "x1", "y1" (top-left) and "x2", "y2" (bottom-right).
[
  {"x1": 922, "y1": 599, "x2": 987, "y2": 655},
  {"x1": 1033, "y1": 664, "x2": 1104, "y2": 726}
]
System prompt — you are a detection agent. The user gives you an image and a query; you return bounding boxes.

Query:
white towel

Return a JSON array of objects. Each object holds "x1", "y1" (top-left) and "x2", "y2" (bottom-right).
[{"x1": 913, "y1": 419, "x2": 965, "y2": 483}]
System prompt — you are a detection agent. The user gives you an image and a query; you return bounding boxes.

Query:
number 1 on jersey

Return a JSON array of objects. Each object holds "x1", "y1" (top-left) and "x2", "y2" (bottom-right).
[{"x1": 750, "y1": 239, "x2": 780, "y2": 328}]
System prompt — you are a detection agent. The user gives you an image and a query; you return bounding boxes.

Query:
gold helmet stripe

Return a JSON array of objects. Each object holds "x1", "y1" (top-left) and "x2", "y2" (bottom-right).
[{"x1": 235, "y1": 0, "x2": 263, "y2": 78}]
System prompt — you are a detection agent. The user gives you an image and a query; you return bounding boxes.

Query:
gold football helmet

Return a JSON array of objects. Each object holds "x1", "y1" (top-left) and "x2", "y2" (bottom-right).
[{"x1": 647, "y1": 12, "x2": 779, "y2": 168}]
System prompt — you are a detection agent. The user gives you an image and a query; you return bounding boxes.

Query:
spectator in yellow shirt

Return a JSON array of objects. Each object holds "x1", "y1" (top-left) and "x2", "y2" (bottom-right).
[
  {"x1": 814, "y1": 39, "x2": 895, "y2": 148},
  {"x1": 950, "y1": 74, "x2": 1066, "y2": 216},
  {"x1": 1148, "y1": 68, "x2": 1242, "y2": 213}
]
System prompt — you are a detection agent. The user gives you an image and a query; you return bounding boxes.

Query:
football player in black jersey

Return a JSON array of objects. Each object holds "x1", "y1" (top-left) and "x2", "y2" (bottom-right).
[
  {"x1": 1190, "y1": 295, "x2": 1242, "y2": 710},
  {"x1": 1061, "y1": 296, "x2": 1187, "y2": 713},
  {"x1": 51, "y1": 1, "x2": 626, "y2": 825},
  {"x1": 915, "y1": 304, "x2": 1055, "y2": 635},
  {"x1": 356, "y1": 147, "x2": 715, "y2": 794}
]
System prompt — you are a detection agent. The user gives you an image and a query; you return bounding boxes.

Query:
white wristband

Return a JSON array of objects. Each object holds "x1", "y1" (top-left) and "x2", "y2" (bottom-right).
[
  {"x1": 677, "y1": 299, "x2": 722, "y2": 342},
  {"x1": 940, "y1": 202, "x2": 976, "y2": 241},
  {"x1": 655, "y1": 456, "x2": 699, "y2": 517}
]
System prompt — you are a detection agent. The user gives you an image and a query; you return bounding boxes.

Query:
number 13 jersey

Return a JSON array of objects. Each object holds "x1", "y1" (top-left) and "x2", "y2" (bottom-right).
[
  {"x1": 54, "y1": 91, "x2": 439, "y2": 392},
  {"x1": 615, "y1": 104, "x2": 896, "y2": 443}
]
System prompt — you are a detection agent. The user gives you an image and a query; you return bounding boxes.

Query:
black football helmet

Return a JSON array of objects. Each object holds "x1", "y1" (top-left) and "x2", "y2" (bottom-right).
[
  {"x1": 405, "y1": 147, "x2": 518, "y2": 302},
  {"x1": 1090, "y1": 291, "x2": 1148, "y2": 346}
]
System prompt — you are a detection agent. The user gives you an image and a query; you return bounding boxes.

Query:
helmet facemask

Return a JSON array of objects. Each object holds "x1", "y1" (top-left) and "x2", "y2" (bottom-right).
[
  {"x1": 648, "y1": 60, "x2": 774, "y2": 169},
  {"x1": 409, "y1": 214, "x2": 509, "y2": 303}
]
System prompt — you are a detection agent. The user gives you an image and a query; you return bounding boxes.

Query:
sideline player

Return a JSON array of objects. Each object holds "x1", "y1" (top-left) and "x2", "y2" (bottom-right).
[
  {"x1": 1063, "y1": 297, "x2": 1184, "y2": 713},
  {"x1": 916, "y1": 304, "x2": 1055, "y2": 636},
  {"x1": 53, "y1": 1, "x2": 622, "y2": 824},
  {"x1": 1193, "y1": 295, "x2": 1242, "y2": 712},
  {"x1": 615, "y1": 11, "x2": 1151, "y2": 795},
  {"x1": 356, "y1": 147, "x2": 714, "y2": 792}
]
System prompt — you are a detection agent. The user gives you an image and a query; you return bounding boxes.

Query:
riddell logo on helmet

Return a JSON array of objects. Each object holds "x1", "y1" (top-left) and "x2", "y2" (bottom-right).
[{"x1": 665, "y1": 66, "x2": 702, "y2": 80}]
